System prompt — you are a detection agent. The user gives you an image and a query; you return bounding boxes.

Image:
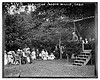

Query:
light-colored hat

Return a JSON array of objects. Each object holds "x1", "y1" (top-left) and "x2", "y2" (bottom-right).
[
  {"x1": 26, "y1": 47, "x2": 30, "y2": 51},
  {"x1": 4, "y1": 50, "x2": 6, "y2": 53},
  {"x1": 20, "y1": 50, "x2": 23, "y2": 52},
  {"x1": 72, "y1": 32, "x2": 75, "y2": 34},
  {"x1": 8, "y1": 51, "x2": 12, "y2": 55},
  {"x1": 17, "y1": 49, "x2": 21, "y2": 51}
]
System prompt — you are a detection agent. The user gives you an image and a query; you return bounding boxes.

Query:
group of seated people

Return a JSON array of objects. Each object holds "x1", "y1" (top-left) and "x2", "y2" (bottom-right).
[
  {"x1": 4, "y1": 37, "x2": 94, "y2": 66},
  {"x1": 4, "y1": 47, "x2": 55, "y2": 65}
]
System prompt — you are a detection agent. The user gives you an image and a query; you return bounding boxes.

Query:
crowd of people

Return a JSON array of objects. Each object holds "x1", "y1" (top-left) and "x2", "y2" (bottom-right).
[
  {"x1": 4, "y1": 36, "x2": 94, "y2": 66},
  {"x1": 4, "y1": 47, "x2": 55, "y2": 65}
]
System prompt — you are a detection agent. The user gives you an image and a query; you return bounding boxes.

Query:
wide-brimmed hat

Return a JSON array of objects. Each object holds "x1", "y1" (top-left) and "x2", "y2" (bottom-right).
[
  {"x1": 8, "y1": 51, "x2": 12, "y2": 55},
  {"x1": 72, "y1": 32, "x2": 75, "y2": 34},
  {"x1": 17, "y1": 49, "x2": 21, "y2": 51}
]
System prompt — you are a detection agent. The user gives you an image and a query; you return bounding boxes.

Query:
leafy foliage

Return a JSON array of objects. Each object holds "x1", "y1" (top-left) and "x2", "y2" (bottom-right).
[{"x1": 3, "y1": 3, "x2": 95, "y2": 54}]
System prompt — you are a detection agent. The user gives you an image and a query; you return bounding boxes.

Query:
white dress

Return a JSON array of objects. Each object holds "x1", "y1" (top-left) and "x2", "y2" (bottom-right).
[
  {"x1": 71, "y1": 54, "x2": 75, "y2": 59},
  {"x1": 4, "y1": 53, "x2": 8, "y2": 65},
  {"x1": 8, "y1": 54, "x2": 13, "y2": 64},
  {"x1": 27, "y1": 57, "x2": 30, "y2": 62},
  {"x1": 31, "y1": 51, "x2": 36, "y2": 60},
  {"x1": 48, "y1": 55, "x2": 51, "y2": 60},
  {"x1": 43, "y1": 56, "x2": 47, "y2": 60},
  {"x1": 26, "y1": 51, "x2": 31, "y2": 63},
  {"x1": 22, "y1": 52, "x2": 27, "y2": 57},
  {"x1": 7, "y1": 51, "x2": 14, "y2": 64},
  {"x1": 49, "y1": 53, "x2": 55, "y2": 60},
  {"x1": 41, "y1": 50, "x2": 47, "y2": 60},
  {"x1": 45, "y1": 51, "x2": 49, "y2": 58}
]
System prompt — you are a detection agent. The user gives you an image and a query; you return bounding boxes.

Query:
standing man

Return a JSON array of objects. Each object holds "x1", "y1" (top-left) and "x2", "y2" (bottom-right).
[
  {"x1": 72, "y1": 32, "x2": 78, "y2": 42},
  {"x1": 23, "y1": 47, "x2": 31, "y2": 63}
]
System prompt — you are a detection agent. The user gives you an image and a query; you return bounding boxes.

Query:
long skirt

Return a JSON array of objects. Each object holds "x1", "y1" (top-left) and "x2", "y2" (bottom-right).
[
  {"x1": 4, "y1": 55, "x2": 8, "y2": 65},
  {"x1": 8, "y1": 58, "x2": 13, "y2": 64},
  {"x1": 8, "y1": 55, "x2": 14, "y2": 64},
  {"x1": 42, "y1": 56, "x2": 47, "y2": 60},
  {"x1": 27, "y1": 57, "x2": 30, "y2": 63},
  {"x1": 31, "y1": 55, "x2": 36, "y2": 60}
]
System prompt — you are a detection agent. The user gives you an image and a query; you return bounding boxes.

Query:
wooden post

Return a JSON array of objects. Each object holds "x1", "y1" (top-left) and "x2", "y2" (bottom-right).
[
  {"x1": 59, "y1": 34, "x2": 62, "y2": 59},
  {"x1": 19, "y1": 56, "x2": 21, "y2": 77},
  {"x1": 82, "y1": 41, "x2": 84, "y2": 51},
  {"x1": 66, "y1": 54, "x2": 69, "y2": 62},
  {"x1": 73, "y1": 22, "x2": 76, "y2": 32}
]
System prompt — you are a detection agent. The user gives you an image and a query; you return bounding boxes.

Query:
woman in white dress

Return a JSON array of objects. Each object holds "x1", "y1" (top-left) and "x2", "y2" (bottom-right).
[
  {"x1": 31, "y1": 48, "x2": 36, "y2": 60},
  {"x1": 4, "y1": 50, "x2": 8, "y2": 65},
  {"x1": 42, "y1": 49, "x2": 47, "y2": 60},
  {"x1": 7, "y1": 51, "x2": 14, "y2": 64},
  {"x1": 26, "y1": 48, "x2": 31, "y2": 63},
  {"x1": 49, "y1": 53, "x2": 55, "y2": 60}
]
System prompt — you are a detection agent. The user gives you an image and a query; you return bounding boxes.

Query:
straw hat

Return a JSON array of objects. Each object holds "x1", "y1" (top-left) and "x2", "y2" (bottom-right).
[{"x1": 17, "y1": 49, "x2": 21, "y2": 52}]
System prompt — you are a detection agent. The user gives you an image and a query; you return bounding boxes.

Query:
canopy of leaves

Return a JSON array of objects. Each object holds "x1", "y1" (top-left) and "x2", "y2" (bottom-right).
[{"x1": 3, "y1": 2, "x2": 96, "y2": 51}]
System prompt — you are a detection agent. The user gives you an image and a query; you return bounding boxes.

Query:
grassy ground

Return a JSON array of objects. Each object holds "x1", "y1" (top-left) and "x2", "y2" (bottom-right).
[{"x1": 3, "y1": 60, "x2": 96, "y2": 78}]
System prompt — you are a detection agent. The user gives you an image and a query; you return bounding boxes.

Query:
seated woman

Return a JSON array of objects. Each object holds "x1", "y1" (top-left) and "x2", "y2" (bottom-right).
[{"x1": 48, "y1": 53, "x2": 55, "y2": 60}]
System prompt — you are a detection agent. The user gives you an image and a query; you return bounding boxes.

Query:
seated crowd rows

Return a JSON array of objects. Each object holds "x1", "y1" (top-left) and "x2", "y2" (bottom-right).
[
  {"x1": 4, "y1": 37, "x2": 93, "y2": 65},
  {"x1": 4, "y1": 47, "x2": 55, "y2": 65}
]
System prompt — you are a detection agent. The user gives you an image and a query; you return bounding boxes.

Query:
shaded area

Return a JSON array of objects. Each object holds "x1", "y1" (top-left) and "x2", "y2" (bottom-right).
[
  {"x1": 3, "y1": 2, "x2": 97, "y2": 51},
  {"x1": 75, "y1": 18, "x2": 95, "y2": 39}
]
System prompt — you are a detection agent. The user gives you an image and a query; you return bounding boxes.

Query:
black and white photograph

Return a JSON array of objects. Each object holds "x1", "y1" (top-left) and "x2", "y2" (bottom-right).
[{"x1": 2, "y1": 2, "x2": 98, "y2": 78}]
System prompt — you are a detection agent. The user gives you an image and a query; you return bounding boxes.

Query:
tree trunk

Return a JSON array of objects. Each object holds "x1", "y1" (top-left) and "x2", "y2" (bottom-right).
[
  {"x1": 59, "y1": 46, "x2": 62, "y2": 59},
  {"x1": 59, "y1": 37, "x2": 62, "y2": 59},
  {"x1": 66, "y1": 54, "x2": 69, "y2": 62}
]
